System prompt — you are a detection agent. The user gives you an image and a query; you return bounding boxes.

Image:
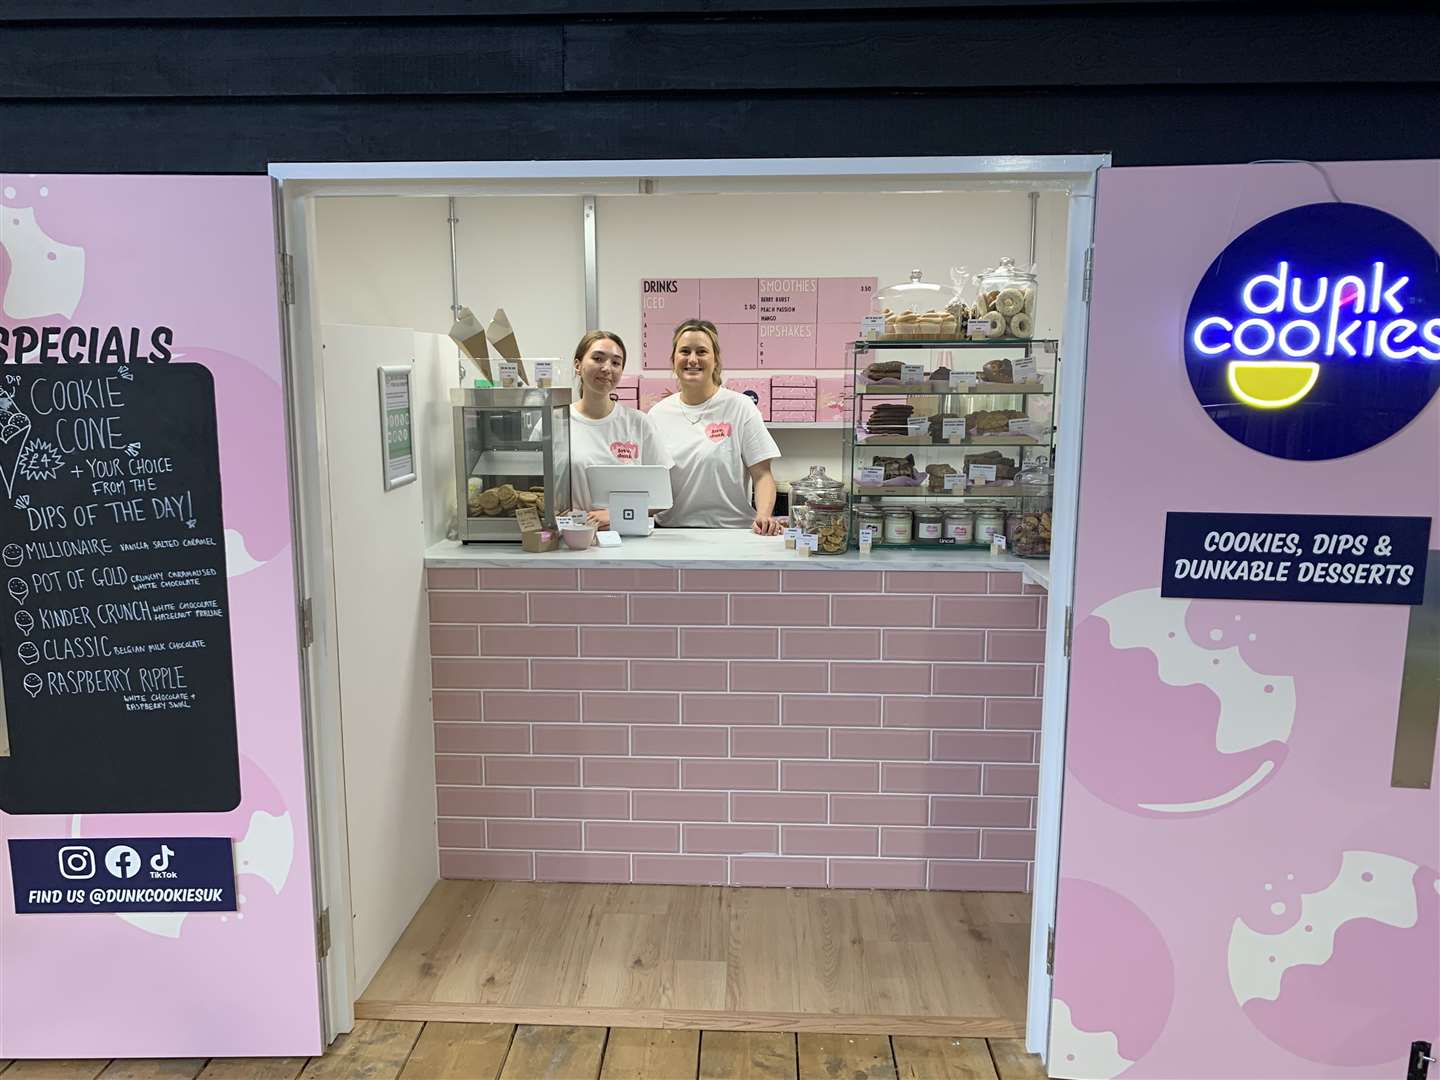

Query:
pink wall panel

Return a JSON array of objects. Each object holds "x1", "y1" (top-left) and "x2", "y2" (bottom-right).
[
  {"x1": 0, "y1": 174, "x2": 319, "y2": 1057},
  {"x1": 1054, "y1": 162, "x2": 1440, "y2": 1079},
  {"x1": 427, "y1": 567, "x2": 1042, "y2": 891}
]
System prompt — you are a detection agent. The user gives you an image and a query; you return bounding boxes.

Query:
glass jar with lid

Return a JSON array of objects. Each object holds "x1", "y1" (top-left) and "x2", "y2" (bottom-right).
[
  {"x1": 805, "y1": 500, "x2": 850, "y2": 555},
  {"x1": 883, "y1": 507, "x2": 914, "y2": 545},
  {"x1": 874, "y1": 269, "x2": 962, "y2": 341},
  {"x1": 943, "y1": 508, "x2": 975, "y2": 544},
  {"x1": 855, "y1": 506, "x2": 885, "y2": 545},
  {"x1": 973, "y1": 257, "x2": 1039, "y2": 340},
  {"x1": 1009, "y1": 506, "x2": 1053, "y2": 557},
  {"x1": 913, "y1": 507, "x2": 944, "y2": 545},
  {"x1": 790, "y1": 465, "x2": 845, "y2": 516},
  {"x1": 974, "y1": 506, "x2": 1006, "y2": 547}
]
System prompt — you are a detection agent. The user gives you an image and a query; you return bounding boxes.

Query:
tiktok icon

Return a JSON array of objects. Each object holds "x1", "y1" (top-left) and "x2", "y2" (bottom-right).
[{"x1": 149, "y1": 845, "x2": 178, "y2": 879}]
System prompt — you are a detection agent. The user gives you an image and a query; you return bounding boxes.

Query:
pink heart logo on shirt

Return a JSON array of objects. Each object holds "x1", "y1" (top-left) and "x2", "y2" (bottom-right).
[
  {"x1": 610, "y1": 441, "x2": 639, "y2": 461},
  {"x1": 705, "y1": 422, "x2": 732, "y2": 443}
]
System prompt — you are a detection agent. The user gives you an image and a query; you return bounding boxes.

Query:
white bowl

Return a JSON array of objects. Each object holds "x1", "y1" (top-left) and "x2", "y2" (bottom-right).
[{"x1": 561, "y1": 525, "x2": 597, "y2": 550}]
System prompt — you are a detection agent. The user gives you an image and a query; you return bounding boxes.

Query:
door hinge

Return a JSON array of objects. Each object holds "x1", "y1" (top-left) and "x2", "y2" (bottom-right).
[
  {"x1": 1062, "y1": 605, "x2": 1074, "y2": 658},
  {"x1": 1045, "y1": 926, "x2": 1056, "y2": 976},
  {"x1": 1409, "y1": 1041, "x2": 1434, "y2": 1080},
  {"x1": 280, "y1": 252, "x2": 295, "y2": 306},
  {"x1": 1081, "y1": 246, "x2": 1094, "y2": 304},
  {"x1": 300, "y1": 596, "x2": 314, "y2": 648},
  {"x1": 316, "y1": 908, "x2": 331, "y2": 959}
]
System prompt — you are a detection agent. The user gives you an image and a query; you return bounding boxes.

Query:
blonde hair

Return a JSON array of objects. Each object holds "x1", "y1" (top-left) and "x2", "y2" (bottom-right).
[{"x1": 670, "y1": 319, "x2": 723, "y2": 387}]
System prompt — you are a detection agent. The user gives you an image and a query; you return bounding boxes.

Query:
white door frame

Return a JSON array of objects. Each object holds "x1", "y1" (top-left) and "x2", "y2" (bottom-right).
[{"x1": 271, "y1": 154, "x2": 1109, "y2": 1052}]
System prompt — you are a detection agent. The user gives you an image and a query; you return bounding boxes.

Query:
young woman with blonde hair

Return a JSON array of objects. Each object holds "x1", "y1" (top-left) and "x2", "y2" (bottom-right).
[{"x1": 648, "y1": 319, "x2": 783, "y2": 534}]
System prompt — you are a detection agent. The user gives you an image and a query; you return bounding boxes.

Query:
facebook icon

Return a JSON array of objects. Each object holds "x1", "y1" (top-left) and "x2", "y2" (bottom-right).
[{"x1": 104, "y1": 845, "x2": 142, "y2": 879}]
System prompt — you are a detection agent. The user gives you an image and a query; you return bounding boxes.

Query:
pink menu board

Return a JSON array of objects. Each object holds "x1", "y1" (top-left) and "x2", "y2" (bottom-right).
[{"x1": 641, "y1": 276, "x2": 875, "y2": 370}]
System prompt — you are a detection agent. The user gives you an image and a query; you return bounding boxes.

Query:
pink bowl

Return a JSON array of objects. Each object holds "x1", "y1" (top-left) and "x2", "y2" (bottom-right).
[{"x1": 561, "y1": 525, "x2": 597, "y2": 550}]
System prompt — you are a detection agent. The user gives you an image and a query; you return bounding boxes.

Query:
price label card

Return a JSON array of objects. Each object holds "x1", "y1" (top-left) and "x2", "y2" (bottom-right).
[
  {"x1": 498, "y1": 361, "x2": 519, "y2": 387},
  {"x1": 992, "y1": 533, "x2": 1008, "y2": 551},
  {"x1": 516, "y1": 506, "x2": 542, "y2": 532},
  {"x1": 1007, "y1": 417, "x2": 1033, "y2": 436},
  {"x1": 533, "y1": 360, "x2": 554, "y2": 386},
  {"x1": 966, "y1": 319, "x2": 992, "y2": 337},
  {"x1": 941, "y1": 417, "x2": 967, "y2": 441},
  {"x1": 861, "y1": 315, "x2": 886, "y2": 337},
  {"x1": 800, "y1": 533, "x2": 819, "y2": 552},
  {"x1": 1013, "y1": 357, "x2": 1039, "y2": 382},
  {"x1": 782, "y1": 527, "x2": 799, "y2": 540},
  {"x1": 968, "y1": 463, "x2": 998, "y2": 482},
  {"x1": 858, "y1": 526, "x2": 876, "y2": 543},
  {"x1": 859, "y1": 466, "x2": 885, "y2": 486},
  {"x1": 907, "y1": 417, "x2": 930, "y2": 436},
  {"x1": 943, "y1": 472, "x2": 966, "y2": 491},
  {"x1": 900, "y1": 364, "x2": 925, "y2": 385}
]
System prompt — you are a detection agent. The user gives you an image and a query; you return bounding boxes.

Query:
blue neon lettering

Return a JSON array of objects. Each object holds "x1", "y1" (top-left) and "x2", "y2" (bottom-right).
[
  {"x1": 1234, "y1": 318, "x2": 1277, "y2": 356},
  {"x1": 1192, "y1": 316, "x2": 1233, "y2": 355},
  {"x1": 1278, "y1": 320, "x2": 1321, "y2": 357},
  {"x1": 1379, "y1": 320, "x2": 1419, "y2": 359},
  {"x1": 1242, "y1": 263, "x2": 1288, "y2": 315},
  {"x1": 1190, "y1": 263, "x2": 1437, "y2": 363}
]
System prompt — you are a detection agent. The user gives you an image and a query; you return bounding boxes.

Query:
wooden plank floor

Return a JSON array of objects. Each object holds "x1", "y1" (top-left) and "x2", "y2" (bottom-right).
[
  {"x1": 0, "y1": 1023, "x2": 1050, "y2": 1079},
  {"x1": 357, "y1": 882, "x2": 1031, "y2": 1037}
]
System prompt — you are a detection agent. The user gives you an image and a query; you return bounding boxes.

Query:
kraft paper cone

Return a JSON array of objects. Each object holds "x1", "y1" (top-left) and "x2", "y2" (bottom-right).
[
  {"x1": 448, "y1": 306, "x2": 493, "y2": 381},
  {"x1": 486, "y1": 308, "x2": 530, "y2": 385}
]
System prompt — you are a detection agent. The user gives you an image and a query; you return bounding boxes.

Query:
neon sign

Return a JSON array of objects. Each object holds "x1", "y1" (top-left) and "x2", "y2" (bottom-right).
[{"x1": 1183, "y1": 203, "x2": 1440, "y2": 460}]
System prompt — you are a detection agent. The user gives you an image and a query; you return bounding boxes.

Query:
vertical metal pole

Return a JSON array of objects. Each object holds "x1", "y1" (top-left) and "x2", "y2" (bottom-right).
[
  {"x1": 447, "y1": 197, "x2": 463, "y2": 382},
  {"x1": 583, "y1": 195, "x2": 599, "y2": 331},
  {"x1": 1028, "y1": 190, "x2": 1040, "y2": 267}
]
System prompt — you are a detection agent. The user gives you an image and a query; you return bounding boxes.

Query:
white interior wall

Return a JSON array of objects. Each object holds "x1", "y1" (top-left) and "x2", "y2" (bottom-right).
[
  {"x1": 318, "y1": 323, "x2": 441, "y2": 996},
  {"x1": 315, "y1": 190, "x2": 1070, "y2": 486},
  {"x1": 415, "y1": 332, "x2": 463, "y2": 546}
]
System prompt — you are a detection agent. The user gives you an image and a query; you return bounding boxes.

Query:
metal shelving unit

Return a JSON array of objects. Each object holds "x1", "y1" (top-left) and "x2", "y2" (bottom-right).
[{"x1": 845, "y1": 339, "x2": 1058, "y2": 546}]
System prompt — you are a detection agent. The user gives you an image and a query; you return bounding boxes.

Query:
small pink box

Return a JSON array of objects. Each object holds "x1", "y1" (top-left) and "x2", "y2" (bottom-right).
[
  {"x1": 726, "y1": 377, "x2": 771, "y2": 421},
  {"x1": 818, "y1": 277, "x2": 879, "y2": 323},
  {"x1": 773, "y1": 389, "x2": 816, "y2": 405},
  {"x1": 700, "y1": 278, "x2": 759, "y2": 324},
  {"x1": 771, "y1": 409, "x2": 817, "y2": 423},
  {"x1": 770, "y1": 375, "x2": 817, "y2": 388},
  {"x1": 640, "y1": 377, "x2": 675, "y2": 412}
]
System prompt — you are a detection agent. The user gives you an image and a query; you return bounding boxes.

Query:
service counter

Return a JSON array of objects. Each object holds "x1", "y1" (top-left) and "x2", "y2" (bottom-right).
[
  {"x1": 425, "y1": 530, "x2": 1050, "y2": 589},
  {"x1": 423, "y1": 529, "x2": 1052, "y2": 892}
]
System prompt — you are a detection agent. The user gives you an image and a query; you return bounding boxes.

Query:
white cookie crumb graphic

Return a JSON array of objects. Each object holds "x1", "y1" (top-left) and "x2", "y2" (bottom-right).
[
  {"x1": 1270, "y1": 902, "x2": 1285, "y2": 915},
  {"x1": 2, "y1": 187, "x2": 14, "y2": 199},
  {"x1": 1249, "y1": 633, "x2": 1257, "y2": 641},
  {"x1": 39, "y1": 187, "x2": 48, "y2": 197},
  {"x1": 1209, "y1": 629, "x2": 1223, "y2": 641},
  {"x1": 1264, "y1": 883, "x2": 1273, "y2": 891}
]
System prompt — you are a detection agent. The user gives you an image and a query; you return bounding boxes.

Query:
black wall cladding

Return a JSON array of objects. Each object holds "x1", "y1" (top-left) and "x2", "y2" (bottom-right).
[{"x1": 1, "y1": 1, "x2": 1438, "y2": 172}]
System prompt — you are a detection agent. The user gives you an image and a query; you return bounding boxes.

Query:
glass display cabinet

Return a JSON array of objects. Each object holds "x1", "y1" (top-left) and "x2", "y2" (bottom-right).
[{"x1": 451, "y1": 387, "x2": 572, "y2": 542}]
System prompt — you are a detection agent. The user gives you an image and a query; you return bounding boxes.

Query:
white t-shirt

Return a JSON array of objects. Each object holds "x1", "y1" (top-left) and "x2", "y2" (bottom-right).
[
  {"x1": 649, "y1": 387, "x2": 781, "y2": 528},
  {"x1": 569, "y1": 404, "x2": 674, "y2": 512}
]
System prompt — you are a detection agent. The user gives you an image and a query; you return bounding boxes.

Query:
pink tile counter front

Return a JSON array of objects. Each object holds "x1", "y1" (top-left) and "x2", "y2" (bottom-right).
[{"x1": 425, "y1": 532, "x2": 1050, "y2": 892}]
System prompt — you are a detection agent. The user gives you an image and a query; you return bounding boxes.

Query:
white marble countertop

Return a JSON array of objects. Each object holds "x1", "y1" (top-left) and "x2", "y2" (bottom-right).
[{"x1": 425, "y1": 530, "x2": 1050, "y2": 588}]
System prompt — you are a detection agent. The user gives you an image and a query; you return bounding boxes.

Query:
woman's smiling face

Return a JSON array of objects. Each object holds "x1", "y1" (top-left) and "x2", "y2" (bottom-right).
[
  {"x1": 672, "y1": 329, "x2": 718, "y2": 388},
  {"x1": 576, "y1": 337, "x2": 625, "y2": 395}
]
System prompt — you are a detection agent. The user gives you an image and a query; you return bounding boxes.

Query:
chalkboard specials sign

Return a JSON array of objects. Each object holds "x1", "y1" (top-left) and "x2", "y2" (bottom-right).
[
  {"x1": 0, "y1": 364, "x2": 240, "y2": 814},
  {"x1": 1161, "y1": 512, "x2": 1431, "y2": 606}
]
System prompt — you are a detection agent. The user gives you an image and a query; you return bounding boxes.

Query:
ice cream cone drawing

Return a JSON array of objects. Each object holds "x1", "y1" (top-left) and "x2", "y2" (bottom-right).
[{"x1": 0, "y1": 388, "x2": 33, "y2": 498}]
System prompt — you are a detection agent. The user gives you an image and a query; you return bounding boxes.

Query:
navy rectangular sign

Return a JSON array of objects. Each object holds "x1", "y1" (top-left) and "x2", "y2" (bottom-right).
[
  {"x1": 1161, "y1": 512, "x2": 1431, "y2": 605},
  {"x1": 8, "y1": 836, "x2": 236, "y2": 914}
]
